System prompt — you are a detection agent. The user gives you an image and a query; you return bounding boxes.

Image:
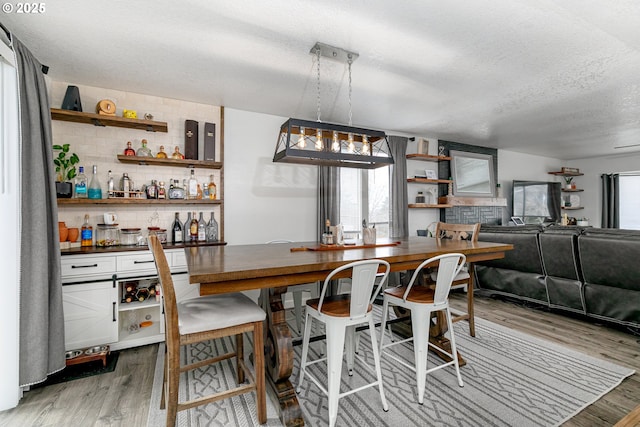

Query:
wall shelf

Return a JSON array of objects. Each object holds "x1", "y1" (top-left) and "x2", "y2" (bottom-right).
[
  {"x1": 407, "y1": 178, "x2": 452, "y2": 184},
  {"x1": 562, "y1": 206, "x2": 584, "y2": 210},
  {"x1": 406, "y1": 154, "x2": 452, "y2": 162},
  {"x1": 549, "y1": 171, "x2": 584, "y2": 177},
  {"x1": 117, "y1": 155, "x2": 222, "y2": 169},
  {"x1": 561, "y1": 188, "x2": 584, "y2": 192},
  {"x1": 408, "y1": 203, "x2": 453, "y2": 209},
  {"x1": 51, "y1": 108, "x2": 168, "y2": 132},
  {"x1": 57, "y1": 198, "x2": 222, "y2": 205},
  {"x1": 438, "y1": 196, "x2": 507, "y2": 207}
]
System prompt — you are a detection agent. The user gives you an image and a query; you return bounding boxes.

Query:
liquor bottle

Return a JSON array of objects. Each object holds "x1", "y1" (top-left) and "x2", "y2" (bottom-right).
[
  {"x1": 88, "y1": 165, "x2": 103, "y2": 199},
  {"x1": 157, "y1": 181, "x2": 166, "y2": 199},
  {"x1": 206, "y1": 212, "x2": 219, "y2": 242},
  {"x1": 182, "y1": 212, "x2": 192, "y2": 242},
  {"x1": 196, "y1": 184, "x2": 203, "y2": 200},
  {"x1": 145, "y1": 179, "x2": 158, "y2": 199},
  {"x1": 189, "y1": 212, "x2": 199, "y2": 242},
  {"x1": 207, "y1": 174, "x2": 217, "y2": 200},
  {"x1": 171, "y1": 145, "x2": 184, "y2": 159},
  {"x1": 107, "y1": 170, "x2": 114, "y2": 198},
  {"x1": 124, "y1": 141, "x2": 136, "y2": 156},
  {"x1": 169, "y1": 179, "x2": 184, "y2": 199},
  {"x1": 182, "y1": 179, "x2": 188, "y2": 199},
  {"x1": 187, "y1": 169, "x2": 198, "y2": 199},
  {"x1": 81, "y1": 214, "x2": 93, "y2": 247},
  {"x1": 171, "y1": 212, "x2": 183, "y2": 244},
  {"x1": 197, "y1": 212, "x2": 206, "y2": 241},
  {"x1": 74, "y1": 166, "x2": 88, "y2": 198},
  {"x1": 120, "y1": 172, "x2": 131, "y2": 198},
  {"x1": 136, "y1": 139, "x2": 153, "y2": 157},
  {"x1": 156, "y1": 145, "x2": 168, "y2": 159}
]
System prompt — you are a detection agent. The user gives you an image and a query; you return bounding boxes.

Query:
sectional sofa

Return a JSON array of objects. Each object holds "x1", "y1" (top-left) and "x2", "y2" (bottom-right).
[{"x1": 474, "y1": 225, "x2": 640, "y2": 328}]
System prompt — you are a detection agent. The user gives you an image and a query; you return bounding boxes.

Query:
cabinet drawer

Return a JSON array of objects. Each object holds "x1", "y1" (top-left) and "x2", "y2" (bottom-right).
[
  {"x1": 62, "y1": 256, "x2": 116, "y2": 279},
  {"x1": 116, "y1": 252, "x2": 156, "y2": 273},
  {"x1": 171, "y1": 251, "x2": 187, "y2": 269}
]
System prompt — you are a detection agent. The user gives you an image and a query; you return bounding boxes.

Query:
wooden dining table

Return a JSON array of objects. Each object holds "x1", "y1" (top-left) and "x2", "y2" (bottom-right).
[{"x1": 185, "y1": 237, "x2": 513, "y2": 426}]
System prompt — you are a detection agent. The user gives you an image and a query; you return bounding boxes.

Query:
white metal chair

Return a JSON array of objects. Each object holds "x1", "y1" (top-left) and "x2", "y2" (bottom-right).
[
  {"x1": 297, "y1": 259, "x2": 391, "y2": 427},
  {"x1": 430, "y1": 222, "x2": 481, "y2": 336},
  {"x1": 148, "y1": 235, "x2": 267, "y2": 427},
  {"x1": 266, "y1": 240, "x2": 319, "y2": 333},
  {"x1": 380, "y1": 253, "x2": 466, "y2": 404}
]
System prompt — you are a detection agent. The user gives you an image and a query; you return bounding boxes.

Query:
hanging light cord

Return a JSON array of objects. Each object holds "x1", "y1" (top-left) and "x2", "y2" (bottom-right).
[
  {"x1": 316, "y1": 47, "x2": 322, "y2": 123},
  {"x1": 347, "y1": 54, "x2": 353, "y2": 126}
]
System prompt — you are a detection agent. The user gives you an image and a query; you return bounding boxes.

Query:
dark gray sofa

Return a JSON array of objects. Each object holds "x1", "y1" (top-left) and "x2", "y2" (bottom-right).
[{"x1": 475, "y1": 225, "x2": 640, "y2": 328}]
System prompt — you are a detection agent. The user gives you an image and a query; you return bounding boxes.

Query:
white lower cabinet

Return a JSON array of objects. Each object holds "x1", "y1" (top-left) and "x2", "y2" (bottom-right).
[
  {"x1": 62, "y1": 248, "x2": 197, "y2": 352},
  {"x1": 62, "y1": 280, "x2": 118, "y2": 351}
]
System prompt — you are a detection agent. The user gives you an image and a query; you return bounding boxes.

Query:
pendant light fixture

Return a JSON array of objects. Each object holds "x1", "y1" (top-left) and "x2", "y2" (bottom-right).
[{"x1": 273, "y1": 42, "x2": 394, "y2": 169}]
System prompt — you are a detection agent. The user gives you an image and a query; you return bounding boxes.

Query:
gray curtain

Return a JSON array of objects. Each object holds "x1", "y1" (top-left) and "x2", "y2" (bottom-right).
[
  {"x1": 388, "y1": 136, "x2": 408, "y2": 238},
  {"x1": 13, "y1": 36, "x2": 65, "y2": 386},
  {"x1": 601, "y1": 173, "x2": 619, "y2": 228},
  {"x1": 317, "y1": 166, "x2": 340, "y2": 240}
]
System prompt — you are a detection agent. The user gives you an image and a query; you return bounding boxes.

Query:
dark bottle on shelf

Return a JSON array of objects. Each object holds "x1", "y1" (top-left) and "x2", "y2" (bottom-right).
[
  {"x1": 171, "y1": 212, "x2": 183, "y2": 244},
  {"x1": 182, "y1": 212, "x2": 191, "y2": 242}
]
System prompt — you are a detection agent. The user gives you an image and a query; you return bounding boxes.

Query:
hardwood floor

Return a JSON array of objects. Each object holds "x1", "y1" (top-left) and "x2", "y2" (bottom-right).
[{"x1": 0, "y1": 292, "x2": 638, "y2": 427}]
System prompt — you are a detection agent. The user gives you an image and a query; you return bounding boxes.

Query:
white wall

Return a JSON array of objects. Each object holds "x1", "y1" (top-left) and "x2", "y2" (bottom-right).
[{"x1": 224, "y1": 108, "x2": 317, "y2": 244}]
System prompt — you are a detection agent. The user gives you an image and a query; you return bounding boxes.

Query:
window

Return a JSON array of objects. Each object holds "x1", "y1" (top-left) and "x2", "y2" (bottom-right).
[
  {"x1": 340, "y1": 167, "x2": 390, "y2": 238},
  {"x1": 619, "y1": 175, "x2": 640, "y2": 230}
]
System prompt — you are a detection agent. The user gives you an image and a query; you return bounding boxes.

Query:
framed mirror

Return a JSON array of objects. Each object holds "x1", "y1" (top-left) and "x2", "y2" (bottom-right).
[{"x1": 450, "y1": 150, "x2": 495, "y2": 197}]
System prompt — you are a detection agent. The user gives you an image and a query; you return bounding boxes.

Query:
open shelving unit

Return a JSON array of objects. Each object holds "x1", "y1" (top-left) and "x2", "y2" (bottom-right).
[
  {"x1": 51, "y1": 108, "x2": 168, "y2": 132},
  {"x1": 117, "y1": 155, "x2": 222, "y2": 169},
  {"x1": 57, "y1": 198, "x2": 221, "y2": 205}
]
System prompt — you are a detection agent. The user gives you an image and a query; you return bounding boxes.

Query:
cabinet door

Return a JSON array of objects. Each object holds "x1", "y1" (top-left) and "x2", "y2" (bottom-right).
[{"x1": 63, "y1": 281, "x2": 118, "y2": 351}]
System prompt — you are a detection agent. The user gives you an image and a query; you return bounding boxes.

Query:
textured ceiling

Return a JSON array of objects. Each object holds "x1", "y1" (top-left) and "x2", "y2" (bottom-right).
[{"x1": 3, "y1": 0, "x2": 640, "y2": 160}]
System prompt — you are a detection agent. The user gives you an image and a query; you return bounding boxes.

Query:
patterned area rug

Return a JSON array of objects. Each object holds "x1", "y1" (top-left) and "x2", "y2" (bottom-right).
[{"x1": 147, "y1": 309, "x2": 634, "y2": 427}]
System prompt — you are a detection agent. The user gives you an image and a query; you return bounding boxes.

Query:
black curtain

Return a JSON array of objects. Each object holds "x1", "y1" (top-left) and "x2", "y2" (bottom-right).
[{"x1": 601, "y1": 174, "x2": 619, "y2": 228}]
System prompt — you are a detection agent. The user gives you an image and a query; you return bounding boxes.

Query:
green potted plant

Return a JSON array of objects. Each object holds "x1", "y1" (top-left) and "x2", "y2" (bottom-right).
[
  {"x1": 563, "y1": 176, "x2": 574, "y2": 189},
  {"x1": 53, "y1": 143, "x2": 79, "y2": 198}
]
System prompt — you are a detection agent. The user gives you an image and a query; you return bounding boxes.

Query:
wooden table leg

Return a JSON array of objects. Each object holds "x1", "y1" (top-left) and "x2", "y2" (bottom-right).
[{"x1": 259, "y1": 288, "x2": 304, "y2": 426}]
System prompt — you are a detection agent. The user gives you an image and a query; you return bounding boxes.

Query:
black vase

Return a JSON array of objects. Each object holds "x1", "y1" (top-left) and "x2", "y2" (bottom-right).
[{"x1": 56, "y1": 181, "x2": 73, "y2": 198}]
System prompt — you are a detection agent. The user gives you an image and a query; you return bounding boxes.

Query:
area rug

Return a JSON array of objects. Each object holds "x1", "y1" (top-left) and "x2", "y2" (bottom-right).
[{"x1": 147, "y1": 311, "x2": 634, "y2": 427}]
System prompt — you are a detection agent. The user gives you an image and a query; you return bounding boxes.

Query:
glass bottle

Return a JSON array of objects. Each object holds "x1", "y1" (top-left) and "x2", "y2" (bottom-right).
[
  {"x1": 74, "y1": 166, "x2": 88, "y2": 198},
  {"x1": 157, "y1": 181, "x2": 166, "y2": 199},
  {"x1": 171, "y1": 146, "x2": 184, "y2": 159},
  {"x1": 107, "y1": 170, "x2": 114, "y2": 198},
  {"x1": 187, "y1": 169, "x2": 198, "y2": 199},
  {"x1": 136, "y1": 139, "x2": 153, "y2": 157},
  {"x1": 171, "y1": 212, "x2": 183, "y2": 244},
  {"x1": 169, "y1": 179, "x2": 184, "y2": 199},
  {"x1": 196, "y1": 184, "x2": 203, "y2": 200},
  {"x1": 81, "y1": 214, "x2": 93, "y2": 247},
  {"x1": 189, "y1": 212, "x2": 199, "y2": 242},
  {"x1": 182, "y1": 212, "x2": 192, "y2": 242},
  {"x1": 206, "y1": 212, "x2": 219, "y2": 242},
  {"x1": 88, "y1": 165, "x2": 103, "y2": 199},
  {"x1": 124, "y1": 141, "x2": 136, "y2": 156},
  {"x1": 145, "y1": 179, "x2": 158, "y2": 199},
  {"x1": 182, "y1": 179, "x2": 188, "y2": 199},
  {"x1": 120, "y1": 172, "x2": 131, "y2": 198},
  {"x1": 197, "y1": 212, "x2": 206, "y2": 242},
  {"x1": 207, "y1": 174, "x2": 217, "y2": 200},
  {"x1": 156, "y1": 145, "x2": 168, "y2": 159}
]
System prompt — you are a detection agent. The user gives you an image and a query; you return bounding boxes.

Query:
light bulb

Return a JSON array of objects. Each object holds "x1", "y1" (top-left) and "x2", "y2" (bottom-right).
[
  {"x1": 315, "y1": 129, "x2": 323, "y2": 150},
  {"x1": 347, "y1": 133, "x2": 355, "y2": 153},
  {"x1": 298, "y1": 127, "x2": 306, "y2": 148},
  {"x1": 332, "y1": 131, "x2": 340, "y2": 152},
  {"x1": 362, "y1": 135, "x2": 370, "y2": 155}
]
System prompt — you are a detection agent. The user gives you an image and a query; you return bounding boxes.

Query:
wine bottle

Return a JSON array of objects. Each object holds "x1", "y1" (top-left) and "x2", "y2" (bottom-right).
[
  {"x1": 182, "y1": 212, "x2": 192, "y2": 242},
  {"x1": 88, "y1": 165, "x2": 102, "y2": 199},
  {"x1": 81, "y1": 214, "x2": 93, "y2": 247},
  {"x1": 74, "y1": 166, "x2": 88, "y2": 198},
  {"x1": 206, "y1": 211, "x2": 219, "y2": 242},
  {"x1": 189, "y1": 212, "x2": 199, "y2": 242},
  {"x1": 197, "y1": 212, "x2": 206, "y2": 241},
  {"x1": 171, "y1": 212, "x2": 183, "y2": 244}
]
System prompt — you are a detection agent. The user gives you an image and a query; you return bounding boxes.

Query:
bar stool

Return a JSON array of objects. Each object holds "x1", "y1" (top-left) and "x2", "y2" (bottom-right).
[
  {"x1": 297, "y1": 259, "x2": 390, "y2": 427},
  {"x1": 148, "y1": 235, "x2": 267, "y2": 427},
  {"x1": 380, "y1": 253, "x2": 466, "y2": 404}
]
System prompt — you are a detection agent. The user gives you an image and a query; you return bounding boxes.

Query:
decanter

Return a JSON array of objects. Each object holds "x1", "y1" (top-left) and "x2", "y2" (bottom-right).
[
  {"x1": 171, "y1": 145, "x2": 185, "y2": 159},
  {"x1": 123, "y1": 141, "x2": 135, "y2": 156},
  {"x1": 156, "y1": 145, "x2": 168, "y2": 158},
  {"x1": 136, "y1": 139, "x2": 153, "y2": 157}
]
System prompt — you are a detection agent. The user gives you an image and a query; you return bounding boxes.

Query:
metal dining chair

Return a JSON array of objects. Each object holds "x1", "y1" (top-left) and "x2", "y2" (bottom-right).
[
  {"x1": 379, "y1": 253, "x2": 466, "y2": 404},
  {"x1": 148, "y1": 235, "x2": 267, "y2": 427},
  {"x1": 297, "y1": 259, "x2": 391, "y2": 427}
]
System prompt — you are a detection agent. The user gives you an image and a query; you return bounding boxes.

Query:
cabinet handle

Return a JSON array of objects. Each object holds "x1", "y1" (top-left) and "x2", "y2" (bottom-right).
[
  {"x1": 112, "y1": 302, "x2": 116, "y2": 322},
  {"x1": 133, "y1": 260, "x2": 154, "y2": 264},
  {"x1": 71, "y1": 264, "x2": 98, "y2": 269}
]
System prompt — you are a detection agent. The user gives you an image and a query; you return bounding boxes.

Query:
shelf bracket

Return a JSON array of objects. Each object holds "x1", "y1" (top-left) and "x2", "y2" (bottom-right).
[
  {"x1": 91, "y1": 118, "x2": 106, "y2": 127},
  {"x1": 146, "y1": 125, "x2": 156, "y2": 132}
]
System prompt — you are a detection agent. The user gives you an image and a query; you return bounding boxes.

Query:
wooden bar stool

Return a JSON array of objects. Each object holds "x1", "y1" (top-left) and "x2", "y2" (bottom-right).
[{"x1": 148, "y1": 235, "x2": 267, "y2": 427}]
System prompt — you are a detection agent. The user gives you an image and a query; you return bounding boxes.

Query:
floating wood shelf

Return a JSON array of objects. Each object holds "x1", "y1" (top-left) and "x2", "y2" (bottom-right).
[
  {"x1": 562, "y1": 206, "x2": 584, "y2": 210},
  {"x1": 406, "y1": 154, "x2": 451, "y2": 161},
  {"x1": 549, "y1": 171, "x2": 584, "y2": 177},
  {"x1": 561, "y1": 188, "x2": 584, "y2": 192},
  {"x1": 57, "y1": 198, "x2": 222, "y2": 205},
  {"x1": 407, "y1": 178, "x2": 452, "y2": 184},
  {"x1": 408, "y1": 203, "x2": 453, "y2": 209},
  {"x1": 51, "y1": 108, "x2": 168, "y2": 133},
  {"x1": 117, "y1": 155, "x2": 222, "y2": 169}
]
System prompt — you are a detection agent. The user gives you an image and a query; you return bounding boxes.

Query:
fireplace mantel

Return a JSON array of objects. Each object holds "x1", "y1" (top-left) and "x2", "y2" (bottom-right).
[{"x1": 438, "y1": 196, "x2": 507, "y2": 207}]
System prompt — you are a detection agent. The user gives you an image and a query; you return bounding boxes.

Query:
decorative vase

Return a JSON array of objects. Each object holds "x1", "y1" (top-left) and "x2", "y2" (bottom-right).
[
  {"x1": 67, "y1": 227, "x2": 79, "y2": 242},
  {"x1": 56, "y1": 181, "x2": 73, "y2": 198},
  {"x1": 59, "y1": 226, "x2": 69, "y2": 242}
]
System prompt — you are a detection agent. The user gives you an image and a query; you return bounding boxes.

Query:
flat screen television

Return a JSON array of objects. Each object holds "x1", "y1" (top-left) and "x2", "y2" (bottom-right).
[{"x1": 512, "y1": 180, "x2": 562, "y2": 224}]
